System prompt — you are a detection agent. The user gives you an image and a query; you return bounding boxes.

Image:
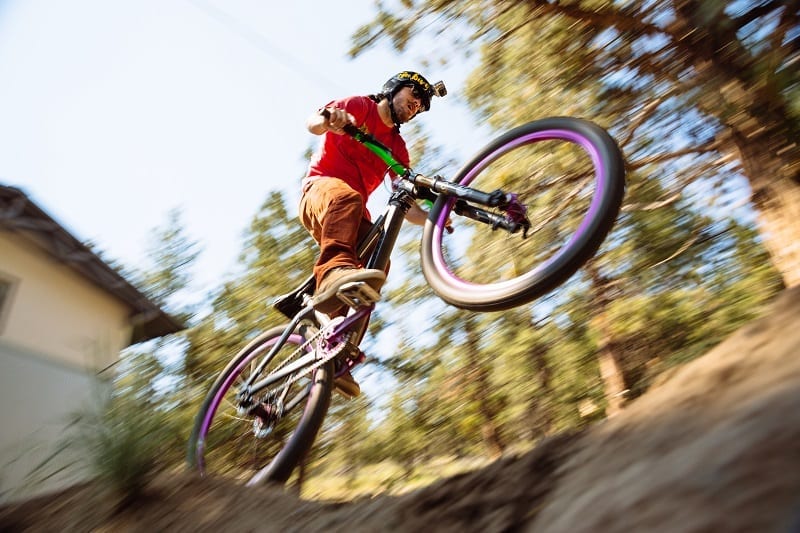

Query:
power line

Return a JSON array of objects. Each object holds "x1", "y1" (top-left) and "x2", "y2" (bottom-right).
[{"x1": 186, "y1": 0, "x2": 349, "y2": 95}]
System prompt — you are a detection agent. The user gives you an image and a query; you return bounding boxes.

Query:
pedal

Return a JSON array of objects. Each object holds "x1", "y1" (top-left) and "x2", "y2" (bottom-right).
[
  {"x1": 332, "y1": 346, "x2": 366, "y2": 400},
  {"x1": 336, "y1": 281, "x2": 381, "y2": 309},
  {"x1": 335, "y1": 342, "x2": 366, "y2": 375}
]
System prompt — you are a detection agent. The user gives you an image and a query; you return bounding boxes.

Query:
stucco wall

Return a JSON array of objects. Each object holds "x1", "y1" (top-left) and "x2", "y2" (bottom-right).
[
  {"x1": 0, "y1": 232, "x2": 132, "y2": 372},
  {"x1": 0, "y1": 340, "x2": 108, "y2": 502},
  {"x1": 0, "y1": 231, "x2": 131, "y2": 502}
]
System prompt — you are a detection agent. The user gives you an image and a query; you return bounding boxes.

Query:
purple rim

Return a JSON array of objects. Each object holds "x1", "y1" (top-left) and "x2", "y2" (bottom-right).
[
  {"x1": 431, "y1": 128, "x2": 607, "y2": 290},
  {"x1": 195, "y1": 333, "x2": 303, "y2": 472}
]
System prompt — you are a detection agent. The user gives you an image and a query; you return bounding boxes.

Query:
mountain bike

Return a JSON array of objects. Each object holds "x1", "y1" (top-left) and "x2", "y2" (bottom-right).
[{"x1": 186, "y1": 115, "x2": 626, "y2": 486}]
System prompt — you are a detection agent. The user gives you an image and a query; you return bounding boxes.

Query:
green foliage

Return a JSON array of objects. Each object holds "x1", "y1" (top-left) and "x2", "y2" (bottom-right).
[
  {"x1": 184, "y1": 191, "x2": 316, "y2": 388},
  {"x1": 76, "y1": 4, "x2": 797, "y2": 493},
  {"x1": 137, "y1": 208, "x2": 202, "y2": 322},
  {"x1": 77, "y1": 392, "x2": 162, "y2": 500},
  {"x1": 351, "y1": 0, "x2": 800, "y2": 285},
  {"x1": 66, "y1": 350, "x2": 186, "y2": 502},
  {"x1": 42, "y1": 209, "x2": 203, "y2": 502}
]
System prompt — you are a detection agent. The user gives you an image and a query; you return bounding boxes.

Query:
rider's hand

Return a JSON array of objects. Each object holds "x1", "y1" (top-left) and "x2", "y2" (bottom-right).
[
  {"x1": 423, "y1": 201, "x2": 454, "y2": 234},
  {"x1": 307, "y1": 107, "x2": 355, "y2": 136},
  {"x1": 443, "y1": 216, "x2": 454, "y2": 234},
  {"x1": 321, "y1": 107, "x2": 355, "y2": 135},
  {"x1": 406, "y1": 202, "x2": 454, "y2": 233}
]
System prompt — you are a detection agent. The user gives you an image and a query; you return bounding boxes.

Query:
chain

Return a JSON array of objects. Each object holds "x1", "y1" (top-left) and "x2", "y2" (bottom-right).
[{"x1": 252, "y1": 317, "x2": 352, "y2": 401}]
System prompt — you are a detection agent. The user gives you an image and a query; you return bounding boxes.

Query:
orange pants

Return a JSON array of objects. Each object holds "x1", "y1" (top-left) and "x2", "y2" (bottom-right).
[{"x1": 299, "y1": 177, "x2": 374, "y2": 285}]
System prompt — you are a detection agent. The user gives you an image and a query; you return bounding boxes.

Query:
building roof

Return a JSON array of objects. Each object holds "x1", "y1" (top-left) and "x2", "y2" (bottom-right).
[{"x1": 0, "y1": 185, "x2": 184, "y2": 344}]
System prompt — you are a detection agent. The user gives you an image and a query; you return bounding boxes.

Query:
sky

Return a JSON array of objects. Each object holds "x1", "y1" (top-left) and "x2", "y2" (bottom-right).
[{"x1": 0, "y1": 0, "x2": 485, "y2": 295}]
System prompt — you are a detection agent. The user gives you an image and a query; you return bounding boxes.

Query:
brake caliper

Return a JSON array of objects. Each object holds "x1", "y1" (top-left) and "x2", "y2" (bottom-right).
[{"x1": 504, "y1": 194, "x2": 531, "y2": 237}]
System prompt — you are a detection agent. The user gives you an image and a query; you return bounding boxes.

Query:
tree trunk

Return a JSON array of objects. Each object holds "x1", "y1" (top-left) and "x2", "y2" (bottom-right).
[
  {"x1": 671, "y1": 0, "x2": 800, "y2": 287},
  {"x1": 292, "y1": 458, "x2": 306, "y2": 497},
  {"x1": 707, "y1": 87, "x2": 800, "y2": 288},
  {"x1": 588, "y1": 264, "x2": 628, "y2": 417},
  {"x1": 593, "y1": 308, "x2": 627, "y2": 417},
  {"x1": 464, "y1": 315, "x2": 506, "y2": 458},
  {"x1": 528, "y1": 346, "x2": 554, "y2": 438},
  {"x1": 596, "y1": 335, "x2": 627, "y2": 417},
  {"x1": 734, "y1": 139, "x2": 800, "y2": 288}
]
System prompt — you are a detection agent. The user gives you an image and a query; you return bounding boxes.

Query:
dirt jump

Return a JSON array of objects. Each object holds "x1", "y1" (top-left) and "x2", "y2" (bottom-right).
[{"x1": 3, "y1": 287, "x2": 800, "y2": 532}]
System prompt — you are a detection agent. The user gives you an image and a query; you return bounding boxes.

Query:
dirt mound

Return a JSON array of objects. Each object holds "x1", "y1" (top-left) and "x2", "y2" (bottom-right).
[
  {"x1": 531, "y1": 286, "x2": 800, "y2": 533},
  {"x1": 3, "y1": 288, "x2": 800, "y2": 532}
]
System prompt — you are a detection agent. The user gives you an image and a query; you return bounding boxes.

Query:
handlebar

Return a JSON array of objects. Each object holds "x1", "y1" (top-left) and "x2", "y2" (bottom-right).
[
  {"x1": 318, "y1": 108, "x2": 503, "y2": 204},
  {"x1": 317, "y1": 107, "x2": 530, "y2": 236},
  {"x1": 319, "y1": 108, "x2": 407, "y2": 176}
]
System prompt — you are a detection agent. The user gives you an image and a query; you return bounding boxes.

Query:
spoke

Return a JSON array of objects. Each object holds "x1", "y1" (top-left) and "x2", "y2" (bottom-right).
[
  {"x1": 217, "y1": 410, "x2": 250, "y2": 423},
  {"x1": 283, "y1": 383, "x2": 312, "y2": 413},
  {"x1": 197, "y1": 322, "x2": 340, "y2": 479}
]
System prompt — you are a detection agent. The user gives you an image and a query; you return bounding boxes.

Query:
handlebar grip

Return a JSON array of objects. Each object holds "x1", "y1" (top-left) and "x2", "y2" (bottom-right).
[{"x1": 319, "y1": 108, "x2": 361, "y2": 137}]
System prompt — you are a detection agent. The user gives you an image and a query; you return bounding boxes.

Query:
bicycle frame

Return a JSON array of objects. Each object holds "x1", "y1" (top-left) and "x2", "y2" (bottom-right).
[
  {"x1": 236, "y1": 122, "x2": 531, "y2": 406},
  {"x1": 237, "y1": 179, "x2": 417, "y2": 402},
  {"x1": 190, "y1": 113, "x2": 627, "y2": 485}
]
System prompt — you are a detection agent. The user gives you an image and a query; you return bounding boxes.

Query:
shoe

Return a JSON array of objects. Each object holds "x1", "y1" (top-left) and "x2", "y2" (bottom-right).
[
  {"x1": 313, "y1": 267, "x2": 386, "y2": 314},
  {"x1": 333, "y1": 368, "x2": 361, "y2": 399}
]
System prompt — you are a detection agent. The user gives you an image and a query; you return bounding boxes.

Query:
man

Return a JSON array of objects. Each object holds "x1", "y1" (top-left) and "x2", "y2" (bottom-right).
[{"x1": 299, "y1": 71, "x2": 444, "y2": 397}]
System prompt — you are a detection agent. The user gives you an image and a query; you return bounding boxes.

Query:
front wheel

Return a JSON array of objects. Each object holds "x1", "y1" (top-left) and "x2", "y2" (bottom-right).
[
  {"x1": 421, "y1": 117, "x2": 625, "y2": 311},
  {"x1": 186, "y1": 324, "x2": 332, "y2": 486}
]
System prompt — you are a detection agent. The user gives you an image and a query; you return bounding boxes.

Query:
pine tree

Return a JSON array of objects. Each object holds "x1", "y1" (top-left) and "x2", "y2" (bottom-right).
[{"x1": 351, "y1": 0, "x2": 800, "y2": 287}]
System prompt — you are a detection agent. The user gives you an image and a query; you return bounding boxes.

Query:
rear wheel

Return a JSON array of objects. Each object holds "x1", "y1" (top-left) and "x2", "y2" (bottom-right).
[
  {"x1": 187, "y1": 325, "x2": 332, "y2": 485},
  {"x1": 421, "y1": 117, "x2": 625, "y2": 311}
]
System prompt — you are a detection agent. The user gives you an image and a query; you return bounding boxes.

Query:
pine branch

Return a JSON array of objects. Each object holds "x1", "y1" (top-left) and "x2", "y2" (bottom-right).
[
  {"x1": 619, "y1": 88, "x2": 678, "y2": 147},
  {"x1": 519, "y1": 0, "x2": 663, "y2": 36},
  {"x1": 628, "y1": 142, "x2": 722, "y2": 170}
]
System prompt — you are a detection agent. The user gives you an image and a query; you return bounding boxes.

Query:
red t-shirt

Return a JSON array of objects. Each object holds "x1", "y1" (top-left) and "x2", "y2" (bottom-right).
[{"x1": 305, "y1": 96, "x2": 410, "y2": 205}]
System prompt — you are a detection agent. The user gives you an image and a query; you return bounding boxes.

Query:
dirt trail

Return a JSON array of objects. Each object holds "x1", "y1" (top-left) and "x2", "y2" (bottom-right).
[
  {"x1": 531, "y1": 286, "x2": 800, "y2": 533},
  {"x1": 3, "y1": 288, "x2": 800, "y2": 532}
]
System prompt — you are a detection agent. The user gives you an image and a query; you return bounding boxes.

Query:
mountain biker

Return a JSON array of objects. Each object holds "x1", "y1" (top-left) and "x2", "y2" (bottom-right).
[{"x1": 299, "y1": 71, "x2": 445, "y2": 397}]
